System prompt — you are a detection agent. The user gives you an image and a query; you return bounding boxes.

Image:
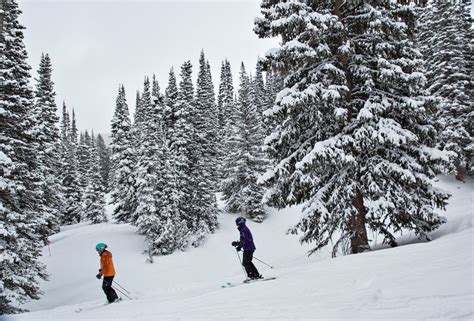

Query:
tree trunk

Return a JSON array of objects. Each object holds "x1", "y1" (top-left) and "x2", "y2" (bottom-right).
[
  {"x1": 350, "y1": 188, "x2": 370, "y2": 254},
  {"x1": 334, "y1": 0, "x2": 342, "y2": 19},
  {"x1": 454, "y1": 158, "x2": 467, "y2": 182}
]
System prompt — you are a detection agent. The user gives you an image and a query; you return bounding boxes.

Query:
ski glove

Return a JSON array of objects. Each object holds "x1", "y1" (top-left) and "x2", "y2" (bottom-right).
[
  {"x1": 236, "y1": 246, "x2": 242, "y2": 252},
  {"x1": 231, "y1": 241, "x2": 240, "y2": 247},
  {"x1": 96, "y1": 273, "x2": 102, "y2": 280}
]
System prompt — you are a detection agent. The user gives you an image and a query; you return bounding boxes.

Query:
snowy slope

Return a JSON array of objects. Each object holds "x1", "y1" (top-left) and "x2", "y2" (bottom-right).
[{"x1": 6, "y1": 176, "x2": 473, "y2": 321}]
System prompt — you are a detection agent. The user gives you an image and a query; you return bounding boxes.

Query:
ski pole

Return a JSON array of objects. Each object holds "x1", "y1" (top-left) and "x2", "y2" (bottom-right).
[
  {"x1": 103, "y1": 280, "x2": 132, "y2": 300},
  {"x1": 235, "y1": 250, "x2": 247, "y2": 278},
  {"x1": 113, "y1": 280, "x2": 130, "y2": 294},
  {"x1": 253, "y1": 255, "x2": 274, "y2": 269}
]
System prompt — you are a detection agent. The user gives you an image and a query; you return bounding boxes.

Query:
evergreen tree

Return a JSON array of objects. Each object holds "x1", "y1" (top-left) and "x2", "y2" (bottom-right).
[
  {"x1": 152, "y1": 144, "x2": 190, "y2": 255},
  {"x1": 263, "y1": 71, "x2": 283, "y2": 138},
  {"x1": 204, "y1": 59, "x2": 219, "y2": 187},
  {"x1": 134, "y1": 90, "x2": 144, "y2": 127},
  {"x1": 217, "y1": 59, "x2": 235, "y2": 181},
  {"x1": 221, "y1": 63, "x2": 267, "y2": 221},
  {"x1": 77, "y1": 130, "x2": 92, "y2": 198},
  {"x1": 134, "y1": 77, "x2": 161, "y2": 226},
  {"x1": 170, "y1": 61, "x2": 196, "y2": 231},
  {"x1": 32, "y1": 53, "x2": 63, "y2": 235},
  {"x1": 0, "y1": 0, "x2": 48, "y2": 313},
  {"x1": 163, "y1": 68, "x2": 179, "y2": 145},
  {"x1": 418, "y1": 0, "x2": 474, "y2": 179},
  {"x1": 96, "y1": 134, "x2": 111, "y2": 192},
  {"x1": 191, "y1": 51, "x2": 219, "y2": 243},
  {"x1": 255, "y1": 1, "x2": 450, "y2": 256},
  {"x1": 83, "y1": 138, "x2": 107, "y2": 224},
  {"x1": 136, "y1": 77, "x2": 170, "y2": 253},
  {"x1": 60, "y1": 101, "x2": 70, "y2": 142},
  {"x1": 252, "y1": 62, "x2": 266, "y2": 130},
  {"x1": 110, "y1": 85, "x2": 137, "y2": 223},
  {"x1": 70, "y1": 109, "x2": 78, "y2": 145},
  {"x1": 59, "y1": 103, "x2": 82, "y2": 224}
]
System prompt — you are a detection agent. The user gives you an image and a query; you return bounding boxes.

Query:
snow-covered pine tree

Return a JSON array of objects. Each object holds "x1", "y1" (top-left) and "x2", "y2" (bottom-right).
[
  {"x1": 252, "y1": 62, "x2": 266, "y2": 132},
  {"x1": 70, "y1": 109, "x2": 78, "y2": 145},
  {"x1": 205, "y1": 59, "x2": 220, "y2": 188},
  {"x1": 136, "y1": 76, "x2": 178, "y2": 255},
  {"x1": 190, "y1": 51, "x2": 219, "y2": 244},
  {"x1": 134, "y1": 90, "x2": 144, "y2": 127},
  {"x1": 96, "y1": 134, "x2": 111, "y2": 192},
  {"x1": 217, "y1": 59, "x2": 235, "y2": 181},
  {"x1": 60, "y1": 101, "x2": 70, "y2": 142},
  {"x1": 262, "y1": 70, "x2": 283, "y2": 139},
  {"x1": 221, "y1": 63, "x2": 267, "y2": 221},
  {"x1": 462, "y1": 0, "x2": 474, "y2": 177},
  {"x1": 110, "y1": 85, "x2": 137, "y2": 223},
  {"x1": 221, "y1": 68, "x2": 245, "y2": 214},
  {"x1": 0, "y1": 0, "x2": 48, "y2": 313},
  {"x1": 163, "y1": 68, "x2": 179, "y2": 145},
  {"x1": 32, "y1": 53, "x2": 63, "y2": 235},
  {"x1": 418, "y1": 0, "x2": 473, "y2": 180},
  {"x1": 59, "y1": 103, "x2": 82, "y2": 224},
  {"x1": 90, "y1": 130, "x2": 96, "y2": 147},
  {"x1": 255, "y1": 0, "x2": 450, "y2": 256},
  {"x1": 147, "y1": 143, "x2": 189, "y2": 256},
  {"x1": 217, "y1": 61, "x2": 227, "y2": 145},
  {"x1": 77, "y1": 130, "x2": 92, "y2": 196},
  {"x1": 170, "y1": 61, "x2": 196, "y2": 232},
  {"x1": 134, "y1": 76, "x2": 161, "y2": 227},
  {"x1": 83, "y1": 137, "x2": 107, "y2": 224},
  {"x1": 152, "y1": 73, "x2": 164, "y2": 106}
]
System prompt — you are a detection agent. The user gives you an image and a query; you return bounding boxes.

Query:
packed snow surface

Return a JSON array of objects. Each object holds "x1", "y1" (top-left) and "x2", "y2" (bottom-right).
[{"x1": 6, "y1": 176, "x2": 473, "y2": 321}]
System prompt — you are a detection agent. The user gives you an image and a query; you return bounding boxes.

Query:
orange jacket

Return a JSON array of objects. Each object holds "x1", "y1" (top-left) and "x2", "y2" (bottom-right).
[{"x1": 99, "y1": 250, "x2": 116, "y2": 277}]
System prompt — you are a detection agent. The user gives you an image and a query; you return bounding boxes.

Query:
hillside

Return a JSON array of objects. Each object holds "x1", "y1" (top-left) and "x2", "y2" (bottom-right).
[{"x1": 6, "y1": 176, "x2": 473, "y2": 321}]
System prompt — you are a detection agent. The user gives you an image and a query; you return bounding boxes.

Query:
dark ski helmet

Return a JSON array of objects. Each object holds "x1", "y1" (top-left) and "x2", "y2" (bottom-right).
[
  {"x1": 235, "y1": 217, "x2": 246, "y2": 226},
  {"x1": 95, "y1": 243, "x2": 107, "y2": 251}
]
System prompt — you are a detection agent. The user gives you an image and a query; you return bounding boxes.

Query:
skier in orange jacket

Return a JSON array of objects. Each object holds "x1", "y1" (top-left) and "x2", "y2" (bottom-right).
[{"x1": 95, "y1": 243, "x2": 119, "y2": 303}]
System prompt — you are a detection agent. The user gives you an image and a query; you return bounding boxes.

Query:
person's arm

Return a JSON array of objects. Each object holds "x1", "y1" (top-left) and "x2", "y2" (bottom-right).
[{"x1": 96, "y1": 255, "x2": 105, "y2": 279}]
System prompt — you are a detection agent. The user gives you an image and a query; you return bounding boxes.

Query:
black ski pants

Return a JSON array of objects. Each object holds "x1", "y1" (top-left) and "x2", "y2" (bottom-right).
[
  {"x1": 242, "y1": 251, "x2": 260, "y2": 279},
  {"x1": 102, "y1": 276, "x2": 119, "y2": 303}
]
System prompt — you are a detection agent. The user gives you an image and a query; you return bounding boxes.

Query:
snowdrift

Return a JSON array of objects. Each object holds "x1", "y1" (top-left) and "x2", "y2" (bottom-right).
[{"x1": 6, "y1": 176, "x2": 473, "y2": 321}]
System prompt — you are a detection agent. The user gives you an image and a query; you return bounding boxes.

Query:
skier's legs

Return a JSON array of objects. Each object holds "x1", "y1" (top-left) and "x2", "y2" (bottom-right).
[
  {"x1": 102, "y1": 276, "x2": 119, "y2": 302},
  {"x1": 242, "y1": 251, "x2": 260, "y2": 278}
]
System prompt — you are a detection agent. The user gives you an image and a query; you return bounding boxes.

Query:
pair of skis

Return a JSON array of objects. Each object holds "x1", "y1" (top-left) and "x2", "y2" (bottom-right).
[
  {"x1": 75, "y1": 297, "x2": 123, "y2": 313},
  {"x1": 76, "y1": 280, "x2": 133, "y2": 313},
  {"x1": 221, "y1": 276, "x2": 277, "y2": 288},
  {"x1": 76, "y1": 277, "x2": 277, "y2": 313}
]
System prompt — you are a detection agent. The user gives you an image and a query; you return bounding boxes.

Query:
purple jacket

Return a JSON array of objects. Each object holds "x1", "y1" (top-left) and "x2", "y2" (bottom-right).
[{"x1": 238, "y1": 224, "x2": 256, "y2": 252}]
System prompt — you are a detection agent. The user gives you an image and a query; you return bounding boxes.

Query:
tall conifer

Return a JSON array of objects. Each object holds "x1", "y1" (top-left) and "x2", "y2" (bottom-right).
[
  {"x1": 0, "y1": 0, "x2": 48, "y2": 313},
  {"x1": 110, "y1": 85, "x2": 136, "y2": 223},
  {"x1": 255, "y1": 1, "x2": 450, "y2": 255}
]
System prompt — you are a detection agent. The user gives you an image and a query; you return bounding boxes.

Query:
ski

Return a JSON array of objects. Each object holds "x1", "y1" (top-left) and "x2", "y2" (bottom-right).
[
  {"x1": 221, "y1": 277, "x2": 277, "y2": 288},
  {"x1": 75, "y1": 297, "x2": 122, "y2": 313}
]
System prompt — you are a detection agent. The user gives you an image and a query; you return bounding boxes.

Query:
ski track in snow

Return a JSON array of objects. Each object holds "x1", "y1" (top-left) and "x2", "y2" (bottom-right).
[{"x1": 4, "y1": 176, "x2": 473, "y2": 321}]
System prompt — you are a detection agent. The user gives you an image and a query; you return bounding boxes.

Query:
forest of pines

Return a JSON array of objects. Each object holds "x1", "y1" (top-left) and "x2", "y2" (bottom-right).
[{"x1": 1, "y1": 0, "x2": 472, "y2": 314}]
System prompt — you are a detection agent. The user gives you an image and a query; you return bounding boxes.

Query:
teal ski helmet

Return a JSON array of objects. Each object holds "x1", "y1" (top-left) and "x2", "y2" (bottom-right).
[{"x1": 95, "y1": 243, "x2": 107, "y2": 251}]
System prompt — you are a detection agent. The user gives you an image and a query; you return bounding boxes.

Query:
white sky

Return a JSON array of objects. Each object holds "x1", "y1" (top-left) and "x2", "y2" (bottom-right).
[
  {"x1": 18, "y1": 1, "x2": 474, "y2": 135},
  {"x1": 19, "y1": 0, "x2": 279, "y2": 134}
]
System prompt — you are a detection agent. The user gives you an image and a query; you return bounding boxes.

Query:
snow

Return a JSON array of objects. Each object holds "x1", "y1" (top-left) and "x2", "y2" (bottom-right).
[
  {"x1": 0, "y1": 150, "x2": 12, "y2": 165},
  {"x1": 5, "y1": 176, "x2": 474, "y2": 321}
]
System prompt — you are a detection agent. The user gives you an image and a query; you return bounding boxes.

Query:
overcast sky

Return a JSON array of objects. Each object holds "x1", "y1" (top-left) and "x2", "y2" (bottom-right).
[
  {"x1": 19, "y1": 0, "x2": 279, "y2": 134},
  {"x1": 17, "y1": 1, "x2": 474, "y2": 135}
]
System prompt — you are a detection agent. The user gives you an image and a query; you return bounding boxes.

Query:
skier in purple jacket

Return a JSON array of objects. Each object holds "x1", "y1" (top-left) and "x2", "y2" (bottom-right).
[{"x1": 231, "y1": 217, "x2": 262, "y2": 280}]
